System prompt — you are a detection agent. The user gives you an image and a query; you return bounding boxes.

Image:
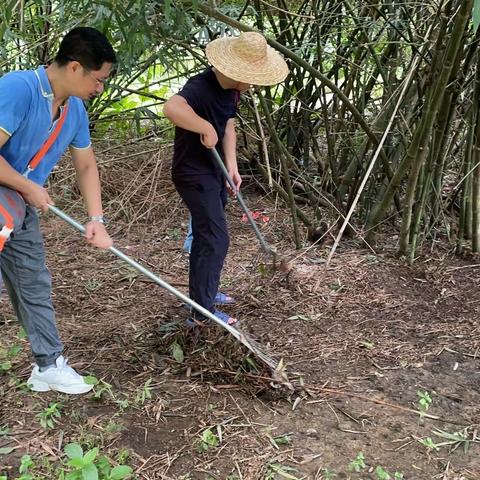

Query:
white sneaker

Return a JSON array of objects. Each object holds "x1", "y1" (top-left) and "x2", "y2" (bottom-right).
[{"x1": 27, "y1": 356, "x2": 93, "y2": 395}]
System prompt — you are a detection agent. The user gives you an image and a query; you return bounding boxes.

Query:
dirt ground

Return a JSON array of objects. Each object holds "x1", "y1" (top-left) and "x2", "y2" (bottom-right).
[{"x1": 1, "y1": 146, "x2": 479, "y2": 480}]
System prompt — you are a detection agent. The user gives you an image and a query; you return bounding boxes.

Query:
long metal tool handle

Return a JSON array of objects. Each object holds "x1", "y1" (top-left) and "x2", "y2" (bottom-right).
[
  {"x1": 210, "y1": 148, "x2": 273, "y2": 257},
  {"x1": 47, "y1": 204, "x2": 277, "y2": 369}
]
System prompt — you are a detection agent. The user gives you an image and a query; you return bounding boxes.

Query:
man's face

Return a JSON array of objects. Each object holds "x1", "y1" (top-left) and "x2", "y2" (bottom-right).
[{"x1": 73, "y1": 62, "x2": 113, "y2": 100}]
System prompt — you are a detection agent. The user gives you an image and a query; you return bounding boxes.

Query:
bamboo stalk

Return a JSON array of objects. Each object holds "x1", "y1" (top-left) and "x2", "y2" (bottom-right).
[
  {"x1": 399, "y1": 1, "x2": 470, "y2": 255},
  {"x1": 257, "y1": 92, "x2": 302, "y2": 248},
  {"x1": 366, "y1": 0, "x2": 471, "y2": 247},
  {"x1": 458, "y1": 126, "x2": 474, "y2": 254},
  {"x1": 326, "y1": 41, "x2": 424, "y2": 266},
  {"x1": 472, "y1": 51, "x2": 480, "y2": 252}
]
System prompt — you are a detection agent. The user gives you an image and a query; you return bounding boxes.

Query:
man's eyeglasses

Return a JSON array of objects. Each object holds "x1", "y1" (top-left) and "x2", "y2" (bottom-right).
[
  {"x1": 66, "y1": 56, "x2": 109, "y2": 87},
  {"x1": 84, "y1": 69, "x2": 108, "y2": 87}
]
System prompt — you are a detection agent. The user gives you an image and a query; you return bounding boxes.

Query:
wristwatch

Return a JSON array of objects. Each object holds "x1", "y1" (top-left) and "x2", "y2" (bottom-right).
[{"x1": 90, "y1": 215, "x2": 107, "y2": 225}]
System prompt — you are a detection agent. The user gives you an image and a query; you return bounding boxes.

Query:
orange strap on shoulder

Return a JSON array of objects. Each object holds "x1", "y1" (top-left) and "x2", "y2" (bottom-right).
[{"x1": 27, "y1": 103, "x2": 69, "y2": 172}]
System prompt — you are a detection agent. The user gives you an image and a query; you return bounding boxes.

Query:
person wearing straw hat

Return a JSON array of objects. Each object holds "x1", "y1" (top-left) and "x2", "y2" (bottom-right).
[
  {"x1": 0, "y1": 27, "x2": 116, "y2": 394},
  {"x1": 164, "y1": 31, "x2": 288, "y2": 327}
]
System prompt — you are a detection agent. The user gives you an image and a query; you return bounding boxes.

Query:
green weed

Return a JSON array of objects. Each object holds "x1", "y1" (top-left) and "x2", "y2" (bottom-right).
[
  {"x1": 64, "y1": 442, "x2": 132, "y2": 480},
  {"x1": 197, "y1": 428, "x2": 219, "y2": 452},
  {"x1": 419, "y1": 437, "x2": 440, "y2": 451},
  {"x1": 348, "y1": 452, "x2": 366, "y2": 472},
  {"x1": 265, "y1": 462, "x2": 301, "y2": 480},
  {"x1": 36, "y1": 402, "x2": 63, "y2": 430},
  {"x1": 321, "y1": 469, "x2": 336, "y2": 479},
  {"x1": 417, "y1": 390, "x2": 432, "y2": 413},
  {"x1": 135, "y1": 379, "x2": 152, "y2": 405},
  {"x1": 86, "y1": 377, "x2": 116, "y2": 402},
  {"x1": 432, "y1": 427, "x2": 477, "y2": 453},
  {"x1": 272, "y1": 433, "x2": 292, "y2": 447}
]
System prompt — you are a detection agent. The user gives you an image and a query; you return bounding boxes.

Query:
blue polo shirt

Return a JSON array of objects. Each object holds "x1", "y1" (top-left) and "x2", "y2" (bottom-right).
[{"x1": 0, "y1": 66, "x2": 91, "y2": 186}]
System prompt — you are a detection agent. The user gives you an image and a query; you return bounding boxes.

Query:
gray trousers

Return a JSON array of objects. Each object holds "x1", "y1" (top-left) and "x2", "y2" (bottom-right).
[{"x1": 1, "y1": 206, "x2": 62, "y2": 367}]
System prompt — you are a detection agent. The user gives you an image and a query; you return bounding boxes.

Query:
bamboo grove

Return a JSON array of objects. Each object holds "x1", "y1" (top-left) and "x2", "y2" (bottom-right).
[{"x1": 1, "y1": 0, "x2": 480, "y2": 261}]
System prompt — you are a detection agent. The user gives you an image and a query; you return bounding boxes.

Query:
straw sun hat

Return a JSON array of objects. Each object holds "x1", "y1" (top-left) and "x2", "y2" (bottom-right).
[{"x1": 205, "y1": 32, "x2": 289, "y2": 86}]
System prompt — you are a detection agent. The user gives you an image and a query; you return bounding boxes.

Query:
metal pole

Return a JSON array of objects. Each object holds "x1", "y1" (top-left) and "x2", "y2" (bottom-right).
[
  {"x1": 47, "y1": 204, "x2": 277, "y2": 368},
  {"x1": 210, "y1": 148, "x2": 274, "y2": 257}
]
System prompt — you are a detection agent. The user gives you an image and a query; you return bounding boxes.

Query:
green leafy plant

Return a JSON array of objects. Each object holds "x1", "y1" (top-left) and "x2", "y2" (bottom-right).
[
  {"x1": 257, "y1": 263, "x2": 268, "y2": 277},
  {"x1": 64, "y1": 443, "x2": 132, "y2": 480},
  {"x1": 432, "y1": 427, "x2": 476, "y2": 453},
  {"x1": 17, "y1": 454, "x2": 35, "y2": 480},
  {"x1": 419, "y1": 437, "x2": 440, "y2": 451},
  {"x1": 0, "y1": 343, "x2": 23, "y2": 376},
  {"x1": 374, "y1": 470, "x2": 404, "y2": 480},
  {"x1": 84, "y1": 375, "x2": 99, "y2": 386},
  {"x1": 0, "y1": 442, "x2": 134, "y2": 480},
  {"x1": 117, "y1": 265, "x2": 140, "y2": 286},
  {"x1": 36, "y1": 402, "x2": 63, "y2": 429},
  {"x1": 135, "y1": 379, "x2": 152, "y2": 405},
  {"x1": 105, "y1": 420, "x2": 125, "y2": 434},
  {"x1": 197, "y1": 428, "x2": 219, "y2": 452},
  {"x1": 272, "y1": 434, "x2": 292, "y2": 447},
  {"x1": 322, "y1": 469, "x2": 336, "y2": 479},
  {"x1": 168, "y1": 227, "x2": 180, "y2": 240},
  {"x1": 84, "y1": 278, "x2": 103, "y2": 291},
  {"x1": 243, "y1": 356, "x2": 260, "y2": 373},
  {"x1": 0, "y1": 361, "x2": 12, "y2": 373},
  {"x1": 348, "y1": 452, "x2": 366, "y2": 472},
  {"x1": 6, "y1": 344, "x2": 22, "y2": 359},
  {"x1": 417, "y1": 390, "x2": 432, "y2": 413},
  {"x1": 115, "y1": 449, "x2": 130, "y2": 464},
  {"x1": 114, "y1": 398, "x2": 130, "y2": 412},
  {"x1": 375, "y1": 466, "x2": 392, "y2": 480},
  {"x1": 366, "y1": 254, "x2": 379, "y2": 263},
  {"x1": 19, "y1": 455, "x2": 34, "y2": 473},
  {"x1": 87, "y1": 377, "x2": 116, "y2": 402},
  {"x1": 265, "y1": 463, "x2": 301, "y2": 480}
]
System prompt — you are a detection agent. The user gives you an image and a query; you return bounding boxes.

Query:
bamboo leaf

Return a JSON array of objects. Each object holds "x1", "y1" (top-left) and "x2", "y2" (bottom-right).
[{"x1": 473, "y1": 0, "x2": 480, "y2": 33}]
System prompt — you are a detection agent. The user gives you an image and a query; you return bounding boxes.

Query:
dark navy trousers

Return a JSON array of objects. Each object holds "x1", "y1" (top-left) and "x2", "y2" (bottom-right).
[{"x1": 173, "y1": 173, "x2": 228, "y2": 318}]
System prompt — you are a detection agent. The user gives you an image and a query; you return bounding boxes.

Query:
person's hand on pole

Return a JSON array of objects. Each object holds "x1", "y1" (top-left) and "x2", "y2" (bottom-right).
[
  {"x1": 22, "y1": 181, "x2": 54, "y2": 213},
  {"x1": 227, "y1": 168, "x2": 242, "y2": 197},
  {"x1": 84, "y1": 221, "x2": 113, "y2": 249}
]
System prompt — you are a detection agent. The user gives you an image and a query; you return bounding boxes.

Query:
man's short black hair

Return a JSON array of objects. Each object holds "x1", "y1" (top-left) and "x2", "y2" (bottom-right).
[{"x1": 55, "y1": 27, "x2": 116, "y2": 71}]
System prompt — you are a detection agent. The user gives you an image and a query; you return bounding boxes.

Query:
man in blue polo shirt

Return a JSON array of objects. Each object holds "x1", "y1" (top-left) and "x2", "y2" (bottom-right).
[{"x1": 0, "y1": 27, "x2": 116, "y2": 394}]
